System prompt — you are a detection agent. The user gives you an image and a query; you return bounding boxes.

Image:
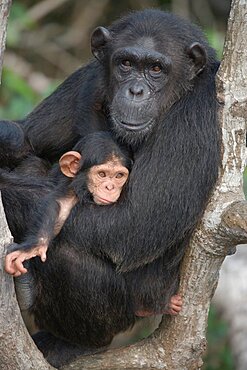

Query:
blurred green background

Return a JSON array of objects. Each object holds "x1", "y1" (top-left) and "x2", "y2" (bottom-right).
[
  {"x1": 0, "y1": 0, "x2": 229, "y2": 120},
  {"x1": 0, "y1": 1, "x2": 240, "y2": 369}
]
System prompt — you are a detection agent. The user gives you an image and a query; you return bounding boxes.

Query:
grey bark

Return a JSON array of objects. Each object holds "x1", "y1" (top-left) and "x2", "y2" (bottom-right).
[
  {"x1": 0, "y1": 0, "x2": 11, "y2": 80},
  {"x1": 0, "y1": 0, "x2": 247, "y2": 369}
]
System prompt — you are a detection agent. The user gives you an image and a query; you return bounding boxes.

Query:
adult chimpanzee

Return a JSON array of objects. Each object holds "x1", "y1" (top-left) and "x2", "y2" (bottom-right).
[{"x1": 0, "y1": 9, "x2": 220, "y2": 367}]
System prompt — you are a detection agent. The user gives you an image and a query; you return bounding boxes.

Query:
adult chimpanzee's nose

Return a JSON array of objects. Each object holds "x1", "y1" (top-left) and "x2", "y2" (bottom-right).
[{"x1": 128, "y1": 82, "x2": 144, "y2": 99}]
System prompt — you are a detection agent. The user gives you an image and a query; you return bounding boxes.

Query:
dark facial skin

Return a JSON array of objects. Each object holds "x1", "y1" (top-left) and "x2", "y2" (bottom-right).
[
  {"x1": 91, "y1": 24, "x2": 207, "y2": 147},
  {"x1": 109, "y1": 46, "x2": 171, "y2": 133}
]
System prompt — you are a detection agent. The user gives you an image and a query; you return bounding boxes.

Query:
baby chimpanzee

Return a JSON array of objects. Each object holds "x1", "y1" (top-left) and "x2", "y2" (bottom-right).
[{"x1": 4, "y1": 132, "x2": 132, "y2": 277}]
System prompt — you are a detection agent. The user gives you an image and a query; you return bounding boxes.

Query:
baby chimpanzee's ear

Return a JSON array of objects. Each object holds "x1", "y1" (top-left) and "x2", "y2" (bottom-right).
[{"x1": 59, "y1": 151, "x2": 82, "y2": 178}]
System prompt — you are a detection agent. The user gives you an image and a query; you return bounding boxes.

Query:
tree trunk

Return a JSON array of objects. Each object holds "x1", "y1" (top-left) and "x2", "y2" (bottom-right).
[
  {"x1": 0, "y1": 0, "x2": 247, "y2": 368},
  {"x1": 0, "y1": 0, "x2": 11, "y2": 80}
]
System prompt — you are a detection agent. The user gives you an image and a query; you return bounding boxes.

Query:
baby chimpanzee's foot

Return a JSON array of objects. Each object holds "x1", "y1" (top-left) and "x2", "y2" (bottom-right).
[
  {"x1": 135, "y1": 294, "x2": 183, "y2": 317},
  {"x1": 164, "y1": 294, "x2": 183, "y2": 315}
]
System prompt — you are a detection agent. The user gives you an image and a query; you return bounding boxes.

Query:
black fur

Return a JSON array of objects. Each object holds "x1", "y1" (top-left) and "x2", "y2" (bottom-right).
[
  {"x1": 2, "y1": 132, "x2": 132, "y2": 252},
  {"x1": 0, "y1": 9, "x2": 220, "y2": 367}
]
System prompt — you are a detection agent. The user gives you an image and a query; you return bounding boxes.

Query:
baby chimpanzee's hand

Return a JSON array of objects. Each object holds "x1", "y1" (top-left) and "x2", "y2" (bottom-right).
[{"x1": 5, "y1": 242, "x2": 48, "y2": 277}]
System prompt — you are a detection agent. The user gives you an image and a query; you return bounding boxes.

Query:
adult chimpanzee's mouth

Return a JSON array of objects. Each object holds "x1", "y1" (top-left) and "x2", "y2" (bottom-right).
[{"x1": 113, "y1": 117, "x2": 154, "y2": 132}]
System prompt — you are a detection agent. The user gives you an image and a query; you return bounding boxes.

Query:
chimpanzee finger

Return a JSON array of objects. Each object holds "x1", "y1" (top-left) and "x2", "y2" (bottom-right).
[
  {"x1": 14, "y1": 257, "x2": 28, "y2": 275},
  {"x1": 40, "y1": 252, "x2": 47, "y2": 262},
  {"x1": 13, "y1": 271, "x2": 23, "y2": 278},
  {"x1": 5, "y1": 253, "x2": 19, "y2": 274}
]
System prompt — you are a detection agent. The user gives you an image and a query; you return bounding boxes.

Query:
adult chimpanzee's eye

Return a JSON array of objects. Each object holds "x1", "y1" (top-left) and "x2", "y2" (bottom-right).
[
  {"x1": 121, "y1": 60, "x2": 131, "y2": 70},
  {"x1": 150, "y1": 64, "x2": 162, "y2": 74},
  {"x1": 116, "y1": 172, "x2": 124, "y2": 179},
  {"x1": 98, "y1": 171, "x2": 106, "y2": 178}
]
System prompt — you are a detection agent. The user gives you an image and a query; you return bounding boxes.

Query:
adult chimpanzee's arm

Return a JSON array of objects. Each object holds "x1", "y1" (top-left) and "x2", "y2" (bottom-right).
[
  {"x1": 23, "y1": 61, "x2": 108, "y2": 162},
  {"x1": 0, "y1": 121, "x2": 29, "y2": 168},
  {"x1": 67, "y1": 200, "x2": 181, "y2": 273},
  {"x1": 65, "y1": 78, "x2": 220, "y2": 273},
  {"x1": 0, "y1": 61, "x2": 107, "y2": 166}
]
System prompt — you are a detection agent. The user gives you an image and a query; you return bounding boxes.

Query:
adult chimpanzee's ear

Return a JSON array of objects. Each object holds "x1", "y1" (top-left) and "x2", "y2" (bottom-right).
[
  {"x1": 59, "y1": 151, "x2": 82, "y2": 178},
  {"x1": 187, "y1": 42, "x2": 207, "y2": 78},
  {"x1": 91, "y1": 26, "x2": 112, "y2": 61}
]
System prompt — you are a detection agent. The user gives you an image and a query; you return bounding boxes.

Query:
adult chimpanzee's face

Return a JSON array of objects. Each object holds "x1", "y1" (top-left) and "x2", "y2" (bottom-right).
[
  {"x1": 109, "y1": 46, "x2": 171, "y2": 134},
  {"x1": 91, "y1": 24, "x2": 207, "y2": 142}
]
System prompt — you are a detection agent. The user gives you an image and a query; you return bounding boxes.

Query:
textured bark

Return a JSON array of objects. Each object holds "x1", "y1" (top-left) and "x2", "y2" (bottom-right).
[
  {"x1": 0, "y1": 0, "x2": 247, "y2": 369},
  {"x1": 212, "y1": 13, "x2": 247, "y2": 368},
  {"x1": 0, "y1": 0, "x2": 11, "y2": 80}
]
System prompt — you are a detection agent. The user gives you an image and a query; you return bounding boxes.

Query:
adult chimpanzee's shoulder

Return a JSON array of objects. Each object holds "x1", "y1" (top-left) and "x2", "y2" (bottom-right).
[
  {"x1": 25, "y1": 59, "x2": 101, "y2": 124},
  {"x1": 22, "y1": 60, "x2": 106, "y2": 160}
]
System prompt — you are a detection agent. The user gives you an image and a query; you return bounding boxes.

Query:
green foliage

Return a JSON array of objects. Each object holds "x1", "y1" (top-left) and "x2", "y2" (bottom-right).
[
  {"x1": 205, "y1": 29, "x2": 224, "y2": 59},
  {"x1": 203, "y1": 305, "x2": 234, "y2": 370},
  {"x1": 0, "y1": 3, "x2": 38, "y2": 118},
  {"x1": 7, "y1": 3, "x2": 35, "y2": 48},
  {"x1": 0, "y1": 68, "x2": 60, "y2": 119},
  {"x1": 0, "y1": 68, "x2": 37, "y2": 119}
]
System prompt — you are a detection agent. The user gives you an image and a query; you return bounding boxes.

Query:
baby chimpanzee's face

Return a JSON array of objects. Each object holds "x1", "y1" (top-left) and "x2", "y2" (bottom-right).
[{"x1": 87, "y1": 157, "x2": 129, "y2": 205}]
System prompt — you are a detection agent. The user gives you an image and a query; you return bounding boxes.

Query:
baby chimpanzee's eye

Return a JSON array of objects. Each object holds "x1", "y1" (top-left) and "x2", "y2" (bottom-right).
[
  {"x1": 98, "y1": 171, "x2": 106, "y2": 178},
  {"x1": 116, "y1": 173, "x2": 124, "y2": 179}
]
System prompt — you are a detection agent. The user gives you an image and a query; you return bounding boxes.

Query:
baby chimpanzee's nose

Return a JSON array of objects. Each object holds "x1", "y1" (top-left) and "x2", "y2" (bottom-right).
[{"x1": 105, "y1": 183, "x2": 114, "y2": 191}]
